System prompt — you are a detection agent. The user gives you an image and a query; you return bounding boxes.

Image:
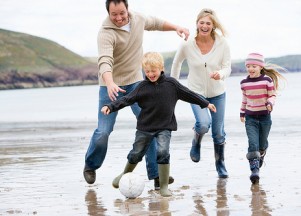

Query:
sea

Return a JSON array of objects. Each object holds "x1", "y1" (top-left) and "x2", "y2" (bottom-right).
[{"x1": 0, "y1": 73, "x2": 299, "y2": 122}]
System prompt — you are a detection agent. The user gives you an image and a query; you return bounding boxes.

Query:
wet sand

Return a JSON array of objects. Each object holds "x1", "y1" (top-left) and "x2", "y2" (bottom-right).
[{"x1": 1, "y1": 117, "x2": 301, "y2": 216}]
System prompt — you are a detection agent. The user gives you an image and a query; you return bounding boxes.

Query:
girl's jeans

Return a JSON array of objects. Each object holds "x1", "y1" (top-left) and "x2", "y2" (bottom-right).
[
  {"x1": 245, "y1": 114, "x2": 272, "y2": 154},
  {"x1": 191, "y1": 93, "x2": 226, "y2": 145},
  {"x1": 127, "y1": 130, "x2": 171, "y2": 164},
  {"x1": 84, "y1": 82, "x2": 158, "y2": 179}
]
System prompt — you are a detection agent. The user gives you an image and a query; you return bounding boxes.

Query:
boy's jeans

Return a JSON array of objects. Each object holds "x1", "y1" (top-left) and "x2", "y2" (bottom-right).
[
  {"x1": 84, "y1": 82, "x2": 158, "y2": 179},
  {"x1": 127, "y1": 130, "x2": 171, "y2": 164}
]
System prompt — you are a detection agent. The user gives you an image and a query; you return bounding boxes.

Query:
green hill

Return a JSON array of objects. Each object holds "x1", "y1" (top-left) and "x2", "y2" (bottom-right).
[{"x1": 0, "y1": 29, "x2": 98, "y2": 89}]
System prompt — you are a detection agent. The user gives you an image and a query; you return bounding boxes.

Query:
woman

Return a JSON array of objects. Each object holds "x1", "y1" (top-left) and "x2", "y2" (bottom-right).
[{"x1": 171, "y1": 8, "x2": 231, "y2": 178}]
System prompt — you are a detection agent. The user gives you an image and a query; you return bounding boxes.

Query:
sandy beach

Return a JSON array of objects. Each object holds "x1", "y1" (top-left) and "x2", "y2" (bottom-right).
[{"x1": 1, "y1": 117, "x2": 301, "y2": 215}]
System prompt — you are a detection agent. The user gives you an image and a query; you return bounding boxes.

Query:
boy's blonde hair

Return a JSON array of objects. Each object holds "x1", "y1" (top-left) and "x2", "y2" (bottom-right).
[{"x1": 142, "y1": 52, "x2": 164, "y2": 71}]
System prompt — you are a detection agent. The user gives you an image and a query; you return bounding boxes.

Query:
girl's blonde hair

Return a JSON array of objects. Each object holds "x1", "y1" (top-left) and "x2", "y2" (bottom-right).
[
  {"x1": 196, "y1": 8, "x2": 227, "y2": 39},
  {"x1": 142, "y1": 52, "x2": 164, "y2": 71},
  {"x1": 262, "y1": 63, "x2": 287, "y2": 91}
]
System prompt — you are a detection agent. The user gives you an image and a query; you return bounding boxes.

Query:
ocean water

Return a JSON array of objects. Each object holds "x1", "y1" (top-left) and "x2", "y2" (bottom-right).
[{"x1": 0, "y1": 73, "x2": 299, "y2": 122}]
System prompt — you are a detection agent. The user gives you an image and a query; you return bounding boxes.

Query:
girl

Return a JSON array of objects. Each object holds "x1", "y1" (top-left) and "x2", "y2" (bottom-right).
[{"x1": 240, "y1": 53, "x2": 286, "y2": 184}]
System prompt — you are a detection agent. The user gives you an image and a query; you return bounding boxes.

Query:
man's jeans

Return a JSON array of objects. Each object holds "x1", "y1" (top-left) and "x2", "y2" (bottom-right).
[
  {"x1": 127, "y1": 130, "x2": 171, "y2": 165},
  {"x1": 191, "y1": 93, "x2": 226, "y2": 145},
  {"x1": 84, "y1": 82, "x2": 158, "y2": 179},
  {"x1": 245, "y1": 114, "x2": 272, "y2": 154}
]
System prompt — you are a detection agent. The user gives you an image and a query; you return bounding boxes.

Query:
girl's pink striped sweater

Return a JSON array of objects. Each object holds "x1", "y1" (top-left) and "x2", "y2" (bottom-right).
[{"x1": 240, "y1": 74, "x2": 276, "y2": 117}]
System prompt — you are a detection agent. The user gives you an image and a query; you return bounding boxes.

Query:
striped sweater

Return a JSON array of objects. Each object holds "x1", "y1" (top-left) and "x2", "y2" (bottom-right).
[{"x1": 240, "y1": 74, "x2": 276, "y2": 117}]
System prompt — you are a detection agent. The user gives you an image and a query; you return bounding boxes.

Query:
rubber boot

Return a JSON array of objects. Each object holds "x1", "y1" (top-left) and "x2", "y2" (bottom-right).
[
  {"x1": 112, "y1": 162, "x2": 137, "y2": 188},
  {"x1": 214, "y1": 143, "x2": 228, "y2": 178},
  {"x1": 158, "y1": 164, "x2": 172, "y2": 197},
  {"x1": 190, "y1": 129, "x2": 204, "y2": 162},
  {"x1": 259, "y1": 150, "x2": 266, "y2": 168},
  {"x1": 249, "y1": 159, "x2": 260, "y2": 184}
]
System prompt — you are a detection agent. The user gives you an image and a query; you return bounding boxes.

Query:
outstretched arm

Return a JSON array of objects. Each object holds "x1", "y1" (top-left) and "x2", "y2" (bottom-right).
[{"x1": 162, "y1": 22, "x2": 190, "y2": 41}]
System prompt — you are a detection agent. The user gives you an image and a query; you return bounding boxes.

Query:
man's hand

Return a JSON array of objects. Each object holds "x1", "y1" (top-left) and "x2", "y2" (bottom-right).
[
  {"x1": 176, "y1": 26, "x2": 190, "y2": 41},
  {"x1": 107, "y1": 82, "x2": 126, "y2": 101}
]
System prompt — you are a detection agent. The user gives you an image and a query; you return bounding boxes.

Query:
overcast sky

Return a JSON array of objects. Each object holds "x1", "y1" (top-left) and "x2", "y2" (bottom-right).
[{"x1": 0, "y1": 0, "x2": 300, "y2": 60}]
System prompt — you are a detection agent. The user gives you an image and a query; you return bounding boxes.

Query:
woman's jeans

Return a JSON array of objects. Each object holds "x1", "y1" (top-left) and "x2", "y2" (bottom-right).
[
  {"x1": 245, "y1": 114, "x2": 272, "y2": 155},
  {"x1": 84, "y1": 82, "x2": 158, "y2": 179},
  {"x1": 127, "y1": 130, "x2": 171, "y2": 165},
  {"x1": 191, "y1": 93, "x2": 226, "y2": 144}
]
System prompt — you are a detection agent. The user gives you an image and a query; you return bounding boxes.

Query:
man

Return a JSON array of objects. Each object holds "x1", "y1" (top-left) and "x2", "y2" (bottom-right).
[{"x1": 83, "y1": 0, "x2": 189, "y2": 189}]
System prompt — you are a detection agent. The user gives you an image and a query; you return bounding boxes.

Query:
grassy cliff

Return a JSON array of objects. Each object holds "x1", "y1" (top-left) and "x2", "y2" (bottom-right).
[{"x1": 0, "y1": 29, "x2": 98, "y2": 89}]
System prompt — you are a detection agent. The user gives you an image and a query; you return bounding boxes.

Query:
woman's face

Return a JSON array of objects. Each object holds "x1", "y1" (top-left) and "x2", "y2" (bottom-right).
[
  {"x1": 197, "y1": 16, "x2": 214, "y2": 37},
  {"x1": 108, "y1": 2, "x2": 129, "y2": 27}
]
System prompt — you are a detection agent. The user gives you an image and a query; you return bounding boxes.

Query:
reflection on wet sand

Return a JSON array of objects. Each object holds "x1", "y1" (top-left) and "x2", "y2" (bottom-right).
[
  {"x1": 250, "y1": 184, "x2": 272, "y2": 216},
  {"x1": 85, "y1": 189, "x2": 107, "y2": 216},
  {"x1": 216, "y1": 179, "x2": 229, "y2": 216}
]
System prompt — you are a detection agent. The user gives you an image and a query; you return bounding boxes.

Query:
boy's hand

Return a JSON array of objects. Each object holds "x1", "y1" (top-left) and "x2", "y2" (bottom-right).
[
  {"x1": 207, "y1": 103, "x2": 216, "y2": 113},
  {"x1": 266, "y1": 104, "x2": 272, "y2": 112},
  {"x1": 240, "y1": 117, "x2": 245, "y2": 123},
  {"x1": 101, "y1": 106, "x2": 111, "y2": 115}
]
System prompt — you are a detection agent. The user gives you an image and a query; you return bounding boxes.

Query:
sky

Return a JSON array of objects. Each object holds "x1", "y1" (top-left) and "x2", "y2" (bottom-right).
[{"x1": 0, "y1": 0, "x2": 300, "y2": 60}]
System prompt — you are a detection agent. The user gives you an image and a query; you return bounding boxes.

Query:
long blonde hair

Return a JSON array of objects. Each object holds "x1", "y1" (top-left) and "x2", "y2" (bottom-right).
[{"x1": 262, "y1": 63, "x2": 287, "y2": 91}]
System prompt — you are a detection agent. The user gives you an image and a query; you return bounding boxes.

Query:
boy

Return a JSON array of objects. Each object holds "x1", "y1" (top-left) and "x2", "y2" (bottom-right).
[{"x1": 101, "y1": 52, "x2": 216, "y2": 196}]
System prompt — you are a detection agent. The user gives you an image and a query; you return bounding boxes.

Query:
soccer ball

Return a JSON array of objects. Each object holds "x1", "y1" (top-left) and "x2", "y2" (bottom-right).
[{"x1": 119, "y1": 172, "x2": 145, "y2": 199}]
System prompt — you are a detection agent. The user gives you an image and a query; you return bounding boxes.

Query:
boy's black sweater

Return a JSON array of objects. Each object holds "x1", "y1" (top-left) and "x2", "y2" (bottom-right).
[{"x1": 106, "y1": 72, "x2": 209, "y2": 132}]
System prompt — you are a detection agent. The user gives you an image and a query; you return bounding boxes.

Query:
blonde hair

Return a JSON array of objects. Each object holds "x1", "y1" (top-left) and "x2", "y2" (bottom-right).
[
  {"x1": 262, "y1": 63, "x2": 287, "y2": 91},
  {"x1": 142, "y1": 52, "x2": 164, "y2": 71},
  {"x1": 196, "y1": 8, "x2": 227, "y2": 39}
]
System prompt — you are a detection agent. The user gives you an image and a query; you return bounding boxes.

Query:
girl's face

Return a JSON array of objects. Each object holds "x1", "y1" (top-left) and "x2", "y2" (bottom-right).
[
  {"x1": 109, "y1": 2, "x2": 129, "y2": 27},
  {"x1": 144, "y1": 66, "x2": 161, "y2": 82},
  {"x1": 197, "y1": 16, "x2": 214, "y2": 37},
  {"x1": 246, "y1": 64, "x2": 263, "y2": 78}
]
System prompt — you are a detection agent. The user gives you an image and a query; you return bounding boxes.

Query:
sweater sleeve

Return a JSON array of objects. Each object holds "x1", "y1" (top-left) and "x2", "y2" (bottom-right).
[
  {"x1": 266, "y1": 79, "x2": 276, "y2": 108},
  {"x1": 217, "y1": 39, "x2": 231, "y2": 80},
  {"x1": 105, "y1": 86, "x2": 140, "y2": 113},
  {"x1": 171, "y1": 78, "x2": 209, "y2": 108},
  {"x1": 170, "y1": 42, "x2": 186, "y2": 79}
]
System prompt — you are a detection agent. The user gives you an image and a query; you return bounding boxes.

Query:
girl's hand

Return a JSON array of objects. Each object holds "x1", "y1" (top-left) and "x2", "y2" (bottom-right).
[
  {"x1": 207, "y1": 103, "x2": 216, "y2": 113},
  {"x1": 101, "y1": 106, "x2": 111, "y2": 115},
  {"x1": 240, "y1": 117, "x2": 245, "y2": 123},
  {"x1": 266, "y1": 104, "x2": 272, "y2": 112}
]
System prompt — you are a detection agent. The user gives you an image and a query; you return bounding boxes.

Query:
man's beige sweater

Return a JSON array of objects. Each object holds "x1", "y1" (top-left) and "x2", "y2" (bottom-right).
[{"x1": 97, "y1": 11, "x2": 165, "y2": 86}]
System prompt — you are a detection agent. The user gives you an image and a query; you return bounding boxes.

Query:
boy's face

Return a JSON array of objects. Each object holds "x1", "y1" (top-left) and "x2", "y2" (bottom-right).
[{"x1": 143, "y1": 66, "x2": 161, "y2": 82}]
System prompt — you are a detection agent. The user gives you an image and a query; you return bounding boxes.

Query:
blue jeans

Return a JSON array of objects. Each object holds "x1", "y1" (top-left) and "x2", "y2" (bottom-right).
[
  {"x1": 245, "y1": 114, "x2": 272, "y2": 155},
  {"x1": 191, "y1": 93, "x2": 226, "y2": 144},
  {"x1": 84, "y1": 82, "x2": 158, "y2": 179},
  {"x1": 127, "y1": 130, "x2": 171, "y2": 164}
]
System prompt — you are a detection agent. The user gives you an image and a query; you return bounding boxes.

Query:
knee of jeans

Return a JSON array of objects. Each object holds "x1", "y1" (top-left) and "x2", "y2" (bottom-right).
[
  {"x1": 157, "y1": 151, "x2": 170, "y2": 164},
  {"x1": 127, "y1": 154, "x2": 143, "y2": 164},
  {"x1": 195, "y1": 125, "x2": 209, "y2": 135},
  {"x1": 92, "y1": 131, "x2": 109, "y2": 148}
]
